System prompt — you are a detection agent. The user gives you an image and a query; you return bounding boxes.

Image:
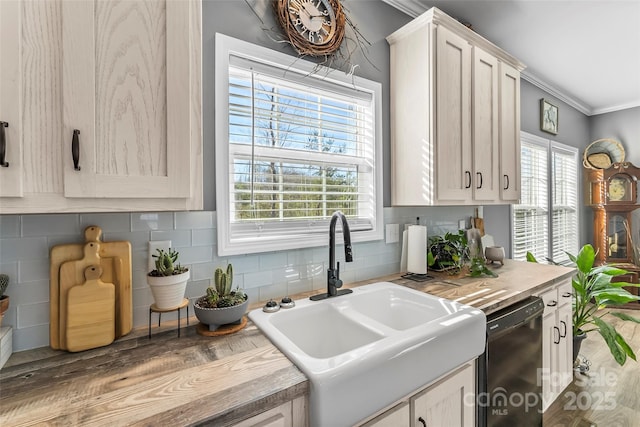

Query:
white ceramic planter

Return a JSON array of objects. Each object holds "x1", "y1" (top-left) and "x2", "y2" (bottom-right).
[{"x1": 147, "y1": 270, "x2": 190, "y2": 309}]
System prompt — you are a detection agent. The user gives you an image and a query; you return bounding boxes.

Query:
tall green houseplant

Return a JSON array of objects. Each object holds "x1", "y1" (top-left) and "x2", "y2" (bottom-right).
[
  {"x1": 569, "y1": 244, "x2": 640, "y2": 365},
  {"x1": 530, "y1": 244, "x2": 640, "y2": 365}
]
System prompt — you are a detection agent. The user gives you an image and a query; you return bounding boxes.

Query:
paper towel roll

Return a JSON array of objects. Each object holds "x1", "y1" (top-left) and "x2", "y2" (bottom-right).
[{"x1": 407, "y1": 225, "x2": 427, "y2": 274}]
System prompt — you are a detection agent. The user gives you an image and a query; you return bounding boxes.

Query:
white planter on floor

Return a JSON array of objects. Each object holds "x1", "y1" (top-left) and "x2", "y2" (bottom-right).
[{"x1": 147, "y1": 270, "x2": 190, "y2": 309}]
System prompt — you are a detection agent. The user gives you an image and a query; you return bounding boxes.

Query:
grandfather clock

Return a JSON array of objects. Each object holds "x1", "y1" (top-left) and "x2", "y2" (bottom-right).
[
  {"x1": 586, "y1": 162, "x2": 640, "y2": 263},
  {"x1": 585, "y1": 162, "x2": 640, "y2": 308}
]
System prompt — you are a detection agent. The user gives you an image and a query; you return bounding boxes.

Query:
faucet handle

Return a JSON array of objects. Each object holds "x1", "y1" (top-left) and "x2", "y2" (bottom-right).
[{"x1": 335, "y1": 262, "x2": 343, "y2": 289}]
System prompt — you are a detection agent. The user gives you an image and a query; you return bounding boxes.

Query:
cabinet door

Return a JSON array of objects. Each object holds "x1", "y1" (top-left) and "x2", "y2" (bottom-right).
[
  {"x1": 361, "y1": 402, "x2": 410, "y2": 427},
  {"x1": 472, "y1": 46, "x2": 499, "y2": 202},
  {"x1": 412, "y1": 363, "x2": 475, "y2": 427},
  {"x1": 0, "y1": 0, "x2": 23, "y2": 197},
  {"x1": 233, "y1": 396, "x2": 307, "y2": 427},
  {"x1": 62, "y1": 0, "x2": 191, "y2": 198},
  {"x1": 556, "y1": 303, "x2": 573, "y2": 393},
  {"x1": 435, "y1": 25, "x2": 472, "y2": 202},
  {"x1": 540, "y1": 310, "x2": 556, "y2": 411},
  {"x1": 499, "y1": 62, "x2": 521, "y2": 202}
]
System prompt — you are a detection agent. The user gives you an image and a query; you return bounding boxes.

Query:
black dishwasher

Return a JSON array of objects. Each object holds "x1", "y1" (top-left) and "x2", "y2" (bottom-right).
[{"x1": 477, "y1": 296, "x2": 545, "y2": 427}]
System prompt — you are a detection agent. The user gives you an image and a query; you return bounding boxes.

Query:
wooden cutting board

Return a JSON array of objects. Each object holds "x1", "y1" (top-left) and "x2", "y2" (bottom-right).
[
  {"x1": 66, "y1": 266, "x2": 115, "y2": 352},
  {"x1": 59, "y1": 242, "x2": 103, "y2": 350},
  {"x1": 50, "y1": 226, "x2": 132, "y2": 349}
]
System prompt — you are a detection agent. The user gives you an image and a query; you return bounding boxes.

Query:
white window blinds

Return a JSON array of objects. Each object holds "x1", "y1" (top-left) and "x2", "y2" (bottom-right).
[
  {"x1": 215, "y1": 34, "x2": 383, "y2": 256},
  {"x1": 513, "y1": 134, "x2": 549, "y2": 261},
  {"x1": 512, "y1": 132, "x2": 579, "y2": 264},
  {"x1": 551, "y1": 144, "x2": 579, "y2": 264}
]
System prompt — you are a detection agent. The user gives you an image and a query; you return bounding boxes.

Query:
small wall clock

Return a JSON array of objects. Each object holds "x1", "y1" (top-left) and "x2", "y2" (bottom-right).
[{"x1": 275, "y1": 0, "x2": 346, "y2": 57}]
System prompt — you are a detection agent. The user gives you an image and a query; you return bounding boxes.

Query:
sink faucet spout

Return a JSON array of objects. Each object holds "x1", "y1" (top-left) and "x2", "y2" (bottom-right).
[{"x1": 311, "y1": 211, "x2": 354, "y2": 301}]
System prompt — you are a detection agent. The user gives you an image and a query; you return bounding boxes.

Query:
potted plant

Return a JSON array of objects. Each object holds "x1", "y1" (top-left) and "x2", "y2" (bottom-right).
[
  {"x1": 0, "y1": 273, "x2": 9, "y2": 327},
  {"x1": 194, "y1": 264, "x2": 248, "y2": 332},
  {"x1": 530, "y1": 244, "x2": 640, "y2": 365},
  {"x1": 427, "y1": 230, "x2": 469, "y2": 273},
  {"x1": 569, "y1": 244, "x2": 640, "y2": 365},
  {"x1": 147, "y1": 248, "x2": 190, "y2": 309}
]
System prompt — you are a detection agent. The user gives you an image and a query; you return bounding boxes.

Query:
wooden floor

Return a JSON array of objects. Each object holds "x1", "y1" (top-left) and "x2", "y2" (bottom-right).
[{"x1": 544, "y1": 308, "x2": 640, "y2": 427}]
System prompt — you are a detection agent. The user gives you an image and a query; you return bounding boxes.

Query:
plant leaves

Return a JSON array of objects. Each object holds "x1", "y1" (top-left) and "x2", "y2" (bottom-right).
[
  {"x1": 593, "y1": 316, "x2": 626, "y2": 365},
  {"x1": 526, "y1": 252, "x2": 538, "y2": 263},
  {"x1": 609, "y1": 311, "x2": 640, "y2": 324},
  {"x1": 614, "y1": 333, "x2": 637, "y2": 361},
  {"x1": 593, "y1": 289, "x2": 640, "y2": 306},
  {"x1": 573, "y1": 244, "x2": 595, "y2": 274}
]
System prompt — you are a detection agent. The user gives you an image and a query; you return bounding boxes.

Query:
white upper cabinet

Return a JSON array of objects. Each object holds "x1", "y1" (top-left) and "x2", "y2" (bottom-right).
[
  {"x1": 472, "y1": 46, "x2": 500, "y2": 202},
  {"x1": 499, "y1": 61, "x2": 522, "y2": 202},
  {"x1": 0, "y1": 0, "x2": 202, "y2": 213},
  {"x1": 387, "y1": 7, "x2": 525, "y2": 206},
  {"x1": 0, "y1": 0, "x2": 23, "y2": 197},
  {"x1": 434, "y1": 26, "x2": 472, "y2": 202}
]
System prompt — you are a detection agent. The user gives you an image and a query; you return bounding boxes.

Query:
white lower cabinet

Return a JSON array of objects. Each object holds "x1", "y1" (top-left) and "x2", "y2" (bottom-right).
[
  {"x1": 536, "y1": 279, "x2": 573, "y2": 411},
  {"x1": 360, "y1": 362, "x2": 475, "y2": 427},
  {"x1": 233, "y1": 396, "x2": 307, "y2": 427}
]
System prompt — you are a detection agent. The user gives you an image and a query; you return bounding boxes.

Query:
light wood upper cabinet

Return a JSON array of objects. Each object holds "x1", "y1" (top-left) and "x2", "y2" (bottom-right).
[
  {"x1": 0, "y1": 0, "x2": 202, "y2": 213},
  {"x1": 0, "y1": 0, "x2": 23, "y2": 197},
  {"x1": 387, "y1": 7, "x2": 524, "y2": 206},
  {"x1": 473, "y1": 46, "x2": 500, "y2": 202},
  {"x1": 434, "y1": 26, "x2": 472, "y2": 202},
  {"x1": 499, "y1": 61, "x2": 522, "y2": 202}
]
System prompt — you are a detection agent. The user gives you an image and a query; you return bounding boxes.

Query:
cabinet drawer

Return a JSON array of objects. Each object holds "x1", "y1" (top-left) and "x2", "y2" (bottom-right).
[
  {"x1": 538, "y1": 288, "x2": 559, "y2": 313},
  {"x1": 557, "y1": 279, "x2": 572, "y2": 307}
]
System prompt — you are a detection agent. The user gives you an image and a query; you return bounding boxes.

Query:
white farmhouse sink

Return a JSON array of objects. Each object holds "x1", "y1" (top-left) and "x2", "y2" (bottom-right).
[{"x1": 249, "y1": 282, "x2": 486, "y2": 427}]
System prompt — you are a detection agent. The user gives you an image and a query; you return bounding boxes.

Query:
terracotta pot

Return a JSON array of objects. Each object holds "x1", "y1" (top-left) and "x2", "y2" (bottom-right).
[
  {"x1": 147, "y1": 270, "x2": 190, "y2": 309},
  {"x1": 194, "y1": 298, "x2": 248, "y2": 332},
  {"x1": 573, "y1": 331, "x2": 587, "y2": 362}
]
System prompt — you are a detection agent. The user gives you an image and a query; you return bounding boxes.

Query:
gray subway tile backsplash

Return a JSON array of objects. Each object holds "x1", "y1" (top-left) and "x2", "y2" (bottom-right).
[{"x1": 0, "y1": 206, "x2": 469, "y2": 352}]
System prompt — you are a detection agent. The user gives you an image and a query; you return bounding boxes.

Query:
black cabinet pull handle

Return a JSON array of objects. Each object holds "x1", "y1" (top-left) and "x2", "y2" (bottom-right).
[
  {"x1": 560, "y1": 320, "x2": 567, "y2": 338},
  {"x1": 465, "y1": 171, "x2": 471, "y2": 189},
  {"x1": 0, "y1": 121, "x2": 9, "y2": 167},
  {"x1": 476, "y1": 172, "x2": 483, "y2": 189},
  {"x1": 503, "y1": 174, "x2": 509, "y2": 190},
  {"x1": 553, "y1": 326, "x2": 561, "y2": 344},
  {"x1": 562, "y1": 292, "x2": 571, "y2": 298},
  {"x1": 72, "y1": 129, "x2": 81, "y2": 171},
  {"x1": 546, "y1": 300, "x2": 557, "y2": 307},
  {"x1": 418, "y1": 417, "x2": 427, "y2": 427}
]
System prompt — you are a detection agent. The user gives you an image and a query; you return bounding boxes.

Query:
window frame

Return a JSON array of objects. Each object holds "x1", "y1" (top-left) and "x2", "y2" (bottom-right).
[
  {"x1": 215, "y1": 34, "x2": 383, "y2": 256},
  {"x1": 511, "y1": 131, "x2": 580, "y2": 264}
]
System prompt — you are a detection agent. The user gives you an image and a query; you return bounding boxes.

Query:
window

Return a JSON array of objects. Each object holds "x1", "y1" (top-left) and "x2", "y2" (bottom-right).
[
  {"x1": 512, "y1": 132, "x2": 579, "y2": 265},
  {"x1": 215, "y1": 34, "x2": 383, "y2": 256}
]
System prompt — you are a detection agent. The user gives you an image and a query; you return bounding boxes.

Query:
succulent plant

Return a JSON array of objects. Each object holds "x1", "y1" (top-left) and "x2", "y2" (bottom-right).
[
  {"x1": 214, "y1": 264, "x2": 233, "y2": 296},
  {"x1": 197, "y1": 264, "x2": 247, "y2": 309},
  {"x1": 149, "y1": 248, "x2": 188, "y2": 277},
  {"x1": 0, "y1": 274, "x2": 9, "y2": 297}
]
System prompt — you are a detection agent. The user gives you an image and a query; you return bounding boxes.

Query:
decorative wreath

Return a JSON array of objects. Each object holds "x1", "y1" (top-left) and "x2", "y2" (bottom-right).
[{"x1": 274, "y1": 0, "x2": 346, "y2": 57}]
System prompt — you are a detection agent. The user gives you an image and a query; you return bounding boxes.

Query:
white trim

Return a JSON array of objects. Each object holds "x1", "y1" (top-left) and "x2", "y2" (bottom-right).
[
  {"x1": 520, "y1": 71, "x2": 591, "y2": 116},
  {"x1": 215, "y1": 34, "x2": 384, "y2": 257}
]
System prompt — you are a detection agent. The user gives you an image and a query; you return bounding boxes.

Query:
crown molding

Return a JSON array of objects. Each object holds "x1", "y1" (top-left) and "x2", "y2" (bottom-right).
[
  {"x1": 520, "y1": 70, "x2": 592, "y2": 116},
  {"x1": 380, "y1": 0, "x2": 423, "y2": 18},
  {"x1": 590, "y1": 100, "x2": 640, "y2": 116}
]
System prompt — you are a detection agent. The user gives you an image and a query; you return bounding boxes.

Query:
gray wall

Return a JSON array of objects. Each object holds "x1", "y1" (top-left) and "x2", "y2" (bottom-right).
[
  {"x1": 583, "y1": 106, "x2": 640, "y2": 244},
  {"x1": 590, "y1": 107, "x2": 640, "y2": 163},
  {"x1": 202, "y1": 0, "x2": 412, "y2": 210}
]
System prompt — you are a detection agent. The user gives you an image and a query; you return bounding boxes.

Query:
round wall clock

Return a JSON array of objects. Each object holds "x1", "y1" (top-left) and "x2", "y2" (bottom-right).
[{"x1": 275, "y1": 0, "x2": 346, "y2": 56}]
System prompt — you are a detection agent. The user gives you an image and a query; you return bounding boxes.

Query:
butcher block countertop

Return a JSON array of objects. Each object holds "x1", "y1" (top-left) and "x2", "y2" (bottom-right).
[{"x1": 0, "y1": 259, "x2": 573, "y2": 426}]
